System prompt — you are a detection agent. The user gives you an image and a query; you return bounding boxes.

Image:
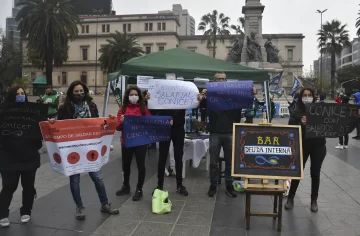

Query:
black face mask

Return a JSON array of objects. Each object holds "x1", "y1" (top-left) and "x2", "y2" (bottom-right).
[{"x1": 73, "y1": 93, "x2": 85, "y2": 102}]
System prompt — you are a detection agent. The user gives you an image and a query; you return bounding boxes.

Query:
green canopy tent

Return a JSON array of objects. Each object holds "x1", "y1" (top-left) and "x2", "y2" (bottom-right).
[{"x1": 120, "y1": 47, "x2": 269, "y2": 82}]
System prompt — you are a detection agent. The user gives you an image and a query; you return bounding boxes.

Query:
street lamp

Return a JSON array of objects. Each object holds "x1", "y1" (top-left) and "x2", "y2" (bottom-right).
[
  {"x1": 93, "y1": 8, "x2": 103, "y2": 94},
  {"x1": 316, "y1": 9, "x2": 327, "y2": 94}
]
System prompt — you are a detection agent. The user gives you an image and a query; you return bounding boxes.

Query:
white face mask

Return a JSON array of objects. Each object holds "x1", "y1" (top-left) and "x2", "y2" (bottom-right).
[
  {"x1": 302, "y1": 97, "x2": 313, "y2": 104},
  {"x1": 129, "y1": 95, "x2": 139, "y2": 104}
]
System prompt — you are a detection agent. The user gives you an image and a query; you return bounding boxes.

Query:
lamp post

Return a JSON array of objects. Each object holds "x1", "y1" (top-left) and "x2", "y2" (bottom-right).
[
  {"x1": 316, "y1": 9, "x2": 327, "y2": 94},
  {"x1": 93, "y1": 8, "x2": 103, "y2": 94}
]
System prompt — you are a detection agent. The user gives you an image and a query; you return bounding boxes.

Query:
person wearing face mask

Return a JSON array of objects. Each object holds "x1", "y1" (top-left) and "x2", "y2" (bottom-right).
[
  {"x1": 0, "y1": 86, "x2": 43, "y2": 227},
  {"x1": 41, "y1": 86, "x2": 59, "y2": 119},
  {"x1": 115, "y1": 86, "x2": 152, "y2": 201},
  {"x1": 55, "y1": 81, "x2": 119, "y2": 220},
  {"x1": 284, "y1": 88, "x2": 327, "y2": 213}
]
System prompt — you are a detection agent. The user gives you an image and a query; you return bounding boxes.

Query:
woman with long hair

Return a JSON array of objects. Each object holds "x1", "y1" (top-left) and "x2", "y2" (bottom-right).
[
  {"x1": 115, "y1": 86, "x2": 152, "y2": 201},
  {"x1": 285, "y1": 88, "x2": 327, "y2": 212},
  {"x1": 52, "y1": 81, "x2": 119, "y2": 220},
  {"x1": 0, "y1": 86, "x2": 42, "y2": 227}
]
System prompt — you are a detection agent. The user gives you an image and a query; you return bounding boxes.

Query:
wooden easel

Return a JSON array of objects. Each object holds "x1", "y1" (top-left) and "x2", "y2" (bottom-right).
[{"x1": 244, "y1": 112, "x2": 286, "y2": 232}]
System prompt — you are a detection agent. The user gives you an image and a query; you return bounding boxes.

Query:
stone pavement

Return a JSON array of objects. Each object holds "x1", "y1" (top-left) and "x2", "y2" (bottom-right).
[{"x1": 1, "y1": 110, "x2": 360, "y2": 235}]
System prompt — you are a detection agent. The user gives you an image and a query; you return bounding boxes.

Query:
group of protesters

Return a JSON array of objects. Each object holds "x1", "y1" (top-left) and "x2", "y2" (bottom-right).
[{"x1": 2, "y1": 71, "x2": 356, "y2": 228}]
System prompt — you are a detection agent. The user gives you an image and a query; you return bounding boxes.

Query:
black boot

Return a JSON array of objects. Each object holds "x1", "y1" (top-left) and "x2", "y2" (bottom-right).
[
  {"x1": 116, "y1": 185, "x2": 130, "y2": 196},
  {"x1": 285, "y1": 197, "x2": 294, "y2": 210},
  {"x1": 132, "y1": 189, "x2": 143, "y2": 201},
  {"x1": 311, "y1": 200, "x2": 318, "y2": 212}
]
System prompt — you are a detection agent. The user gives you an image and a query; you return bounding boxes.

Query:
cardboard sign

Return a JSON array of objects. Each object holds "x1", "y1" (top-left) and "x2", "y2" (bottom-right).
[
  {"x1": 123, "y1": 116, "x2": 171, "y2": 148},
  {"x1": 305, "y1": 103, "x2": 360, "y2": 138},
  {"x1": 0, "y1": 102, "x2": 48, "y2": 140},
  {"x1": 147, "y1": 79, "x2": 199, "y2": 109},
  {"x1": 206, "y1": 81, "x2": 254, "y2": 111},
  {"x1": 39, "y1": 118, "x2": 116, "y2": 176},
  {"x1": 232, "y1": 123, "x2": 304, "y2": 180}
]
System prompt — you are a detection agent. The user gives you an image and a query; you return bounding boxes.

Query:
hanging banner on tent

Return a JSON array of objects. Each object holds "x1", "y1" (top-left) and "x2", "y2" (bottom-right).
[
  {"x1": 137, "y1": 75, "x2": 153, "y2": 89},
  {"x1": 206, "y1": 81, "x2": 254, "y2": 111},
  {"x1": 147, "y1": 79, "x2": 199, "y2": 109},
  {"x1": 123, "y1": 116, "x2": 171, "y2": 148},
  {"x1": 39, "y1": 118, "x2": 116, "y2": 177}
]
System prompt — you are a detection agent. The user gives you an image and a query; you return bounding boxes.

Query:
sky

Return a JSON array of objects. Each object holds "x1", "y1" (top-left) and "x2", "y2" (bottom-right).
[{"x1": 0, "y1": 0, "x2": 359, "y2": 74}]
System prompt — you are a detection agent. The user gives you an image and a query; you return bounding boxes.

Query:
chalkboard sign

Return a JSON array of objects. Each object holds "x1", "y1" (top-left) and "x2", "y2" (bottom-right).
[
  {"x1": 305, "y1": 103, "x2": 360, "y2": 138},
  {"x1": 0, "y1": 102, "x2": 48, "y2": 140},
  {"x1": 232, "y1": 123, "x2": 304, "y2": 180}
]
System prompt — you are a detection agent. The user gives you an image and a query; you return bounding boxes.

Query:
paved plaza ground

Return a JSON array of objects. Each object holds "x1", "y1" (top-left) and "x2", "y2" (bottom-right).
[{"x1": 1, "y1": 96, "x2": 360, "y2": 236}]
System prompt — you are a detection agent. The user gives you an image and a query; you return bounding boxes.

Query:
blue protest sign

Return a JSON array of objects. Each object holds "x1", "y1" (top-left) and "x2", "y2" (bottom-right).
[
  {"x1": 123, "y1": 116, "x2": 172, "y2": 148},
  {"x1": 206, "y1": 81, "x2": 254, "y2": 111}
]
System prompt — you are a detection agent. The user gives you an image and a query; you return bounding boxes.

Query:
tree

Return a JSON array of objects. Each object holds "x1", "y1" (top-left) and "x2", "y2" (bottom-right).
[
  {"x1": 98, "y1": 31, "x2": 144, "y2": 73},
  {"x1": 16, "y1": 0, "x2": 80, "y2": 87},
  {"x1": 230, "y1": 17, "x2": 245, "y2": 35},
  {"x1": 356, "y1": 4, "x2": 360, "y2": 36},
  {"x1": 12, "y1": 77, "x2": 31, "y2": 89},
  {"x1": 198, "y1": 10, "x2": 231, "y2": 58},
  {"x1": 317, "y1": 20, "x2": 350, "y2": 98},
  {"x1": 336, "y1": 65, "x2": 360, "y2": 92}
]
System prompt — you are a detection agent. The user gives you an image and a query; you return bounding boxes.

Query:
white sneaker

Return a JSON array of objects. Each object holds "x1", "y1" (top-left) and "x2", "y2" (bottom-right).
[
  {"x1": 344, "y1": 145, "x2": 348, "y2": 149},
  {"x1": 20, "y1": 215, "x2": 31, "y2": 223},
  {"x1": 0, "y1": 218, "x2": 10, "y2": 227},
  {"x1": 335, "y1": 145, "x2": 343, "y2": 149}
]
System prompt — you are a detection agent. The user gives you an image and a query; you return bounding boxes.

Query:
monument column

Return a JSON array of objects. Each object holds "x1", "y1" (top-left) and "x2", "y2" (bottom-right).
[{"x1": 240, "y1": 0, "x2": 267, "y2": 63}]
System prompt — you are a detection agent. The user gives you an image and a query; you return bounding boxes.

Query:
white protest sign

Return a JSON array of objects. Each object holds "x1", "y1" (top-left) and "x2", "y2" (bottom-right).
[
  {"x1": 148, "y1": 79, "x2": 199, "y2": 109},
  {"x1": 137, "y1": 75, "x2": 153, "y2": 89}
]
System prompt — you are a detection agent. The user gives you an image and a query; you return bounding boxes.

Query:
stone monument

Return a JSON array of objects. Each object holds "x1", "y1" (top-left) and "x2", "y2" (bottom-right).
[{"x1": 240, "y1": 0, "x2": 282, "y2": 76}]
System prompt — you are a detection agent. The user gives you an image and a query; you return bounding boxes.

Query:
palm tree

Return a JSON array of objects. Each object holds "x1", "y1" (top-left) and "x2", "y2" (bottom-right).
[
  {"x1": 231, "y1": 17, "x2": 245, "y2": 35},
  {"x1": 99, "y1": 31, "x2": 144, "y2": 73},
  {"x1": 198, "y1": 10, "x2": 231, "y2": 58},
  {"x1": 318, "y1": 20, "x2": 350, "y2": 98},
  {"x1": 356, "y1": 4, "x2": 360, "y2": 36},
  {"x1": 16, "y1": 0, "x2": 80, "y2": 87}
]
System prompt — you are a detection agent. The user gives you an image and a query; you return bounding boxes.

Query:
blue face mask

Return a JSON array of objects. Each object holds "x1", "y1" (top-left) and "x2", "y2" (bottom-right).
[{"x1": 15, "y1": 95, "x2": 26, "y2": 103}]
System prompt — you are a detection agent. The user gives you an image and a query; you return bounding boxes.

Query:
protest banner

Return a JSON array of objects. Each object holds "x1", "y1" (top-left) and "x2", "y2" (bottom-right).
[
  {"x1": 147, "y1": 79, "x2": 199, "y2": 109},
  {"x1": 206, "y1": 81, "x2": 254, "y2": 111},
  {"x1": 39, "y1": 118, "x2": 116, "y2": 176},
  {"x1": 123, "y1": 116, "x2": 171, "y2": 148},
  {"x1": 0, "y1": 102, "x2": 48, "y2": 140},
  {"x1": 232, "y1": 123, "x2": 304, "y2": 180},
  {"x1": 305, "y1": 103, "x2": 360, "y2": 138},
  {"x1": 137, "y1": 75, "x2": 153, "y2": 89}
]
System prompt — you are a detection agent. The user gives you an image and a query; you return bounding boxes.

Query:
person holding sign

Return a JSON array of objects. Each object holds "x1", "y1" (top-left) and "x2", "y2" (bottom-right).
[
  {"x1": 0, "y1": 86, "x2": 43, "y2": 227},
  {"x1": 285, "y1": 88, "x2": 327, "y2": 213},
  {"x1": 54, "y1": 81, "x2": 119, "y2": 220},
  {"x1": 115, "y1": 86, "x2": 152, "y2": 201},
  {"x1": 200, "y1": 72, "x2": 243, "y2": 198}
]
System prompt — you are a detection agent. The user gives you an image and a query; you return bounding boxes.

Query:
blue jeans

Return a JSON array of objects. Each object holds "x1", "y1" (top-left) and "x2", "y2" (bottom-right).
[
  {"x1": 209, "y1": 133, "x2": 233, "y2": 186},
  {"x1": 69, "y1": 171, "x2": 108, "y2": 208}
]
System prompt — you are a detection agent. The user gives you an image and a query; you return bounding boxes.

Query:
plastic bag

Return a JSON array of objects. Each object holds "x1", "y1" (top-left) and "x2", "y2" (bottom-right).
[{"x1": 152, "y1": 189, "x2": 172, "y2": 214}]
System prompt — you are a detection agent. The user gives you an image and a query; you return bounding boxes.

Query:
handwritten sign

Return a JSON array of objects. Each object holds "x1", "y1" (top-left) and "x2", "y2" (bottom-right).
[
  {"x1": 206, "y1": 81, "x2": 254, "y2": 111},
  {"x1": 147, "y1": 79, "x2": 199, "y2": 109},
  {"x1": 0, "y1": 102, "x2": 48, "y2": 140},
  {"x1": 305, "y1": 103, "x2": 360, "y2": 138},
  {"x1": 123, "y1": 116, "x2": 171, "y2": 148},
  {"x1": 40, "y1": 118, "x2": 116, "y2": 176},
  {"x1": 137, "y1": 75, "x2": 153, "y2": 89},
  {"x1": 232, "y1": 123, "x2": 304, "y2": 180}
]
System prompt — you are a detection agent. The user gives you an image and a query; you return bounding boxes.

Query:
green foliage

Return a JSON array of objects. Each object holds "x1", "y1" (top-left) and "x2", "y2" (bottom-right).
[
  {"x1": 336, "y1": 65, "x2": 360, "y2": 89},
  {"x1": 198, "y1": 10, "x2": 231, "y2": 58},
  {"x1": 98, "y1": 31, "x2": 144, "y2": 73},
  {"x1": 12, "y1": 77, "x2": 31, "y2": 89}
]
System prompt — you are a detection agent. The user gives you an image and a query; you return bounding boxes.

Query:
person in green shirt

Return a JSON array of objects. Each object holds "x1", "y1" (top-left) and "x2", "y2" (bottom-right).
[{"x1": 41, "y1": 86, "x2": 59, "y2": 119}]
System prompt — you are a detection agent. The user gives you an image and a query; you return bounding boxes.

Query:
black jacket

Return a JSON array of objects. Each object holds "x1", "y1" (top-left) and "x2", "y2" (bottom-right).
[
  {"x1": 0, "y1": 102, "x2": 42, "y2": 171},
  {"x1": 57, "y1": 100, "x2": 99, "y2": 120},
  {"x1": 152, "y1": 109, "x2": 186, "y2": 128},
  {"x1": 208, "y1": 109, "x2": 242, "y2": 133},
  {"x1": 288, "y1": 106, "x2": 326, "y2": 148}
]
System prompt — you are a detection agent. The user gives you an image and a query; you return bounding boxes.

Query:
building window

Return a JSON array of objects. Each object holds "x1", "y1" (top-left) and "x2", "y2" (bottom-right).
[
  {"x1": 102, "y1": 25, "x2": 106, "y2": 33},
  {"x1": 157, "y1": 23, "x2": 161, "y2": 31},
  {"x1": 127, "y1": 24, "x2": 131, "y2": 32},
  {"x1": 145, "y1": 23, "x2": 148, "y2": 31},
  {"x1": 162, "y1": 22, "x2": 166, "y2": 31},
  {"x1": 145, "y1": 46, "x2": 151, "y2": 54},
  {"x1": 81, "y1": 71, "x2": 87, "y2": 84},
  {"x1": 123, "y1": 24, "x2": 126, "y2": 33},
  {"x1": 287, "y1": 49, "x2": 294, "y2": 61},
  {"x1": 84, "y1": 25, "x2": 89, "y2": 33},
  {"x1": 82, "y1": 48, "x2": 88, "y2": 61},
  {"x1": 106, "y1": 24, "x2": 110, "y2": 32},
  {"x1": 158, "y1": 46, "x2": 164, "y2": 51},
  {"x1": 62, "y1": 72, "x2": 67, "y2": 85},
  {"x1": 149, "y1": 23, "x2": 153, "y2": 31},
  {"x1": 81, "y1": 25, "x2": 85, "y2": 33}
]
